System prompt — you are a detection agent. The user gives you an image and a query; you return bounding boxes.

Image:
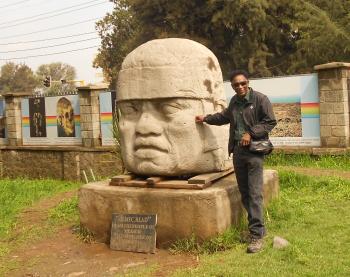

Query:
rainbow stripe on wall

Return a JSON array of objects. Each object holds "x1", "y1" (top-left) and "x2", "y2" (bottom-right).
[
  {"x1": 22, "y1": 116, "x2": 29, "y2": 127},
  {"x1": 46, "y1": 115, "x2": 56, "y2": 126},
  {"x1": 22, "y1": 115, "x2": 81, "y2": 127},
  {"x1": 100, "y1": 112, "x2": 113, "y2": 124},
  {"x1": 301, "y1": 103, "x2": 319, "y2": 118},
  {"x1": 74, "y1": 115, "x2": 80, "y2": 126}
]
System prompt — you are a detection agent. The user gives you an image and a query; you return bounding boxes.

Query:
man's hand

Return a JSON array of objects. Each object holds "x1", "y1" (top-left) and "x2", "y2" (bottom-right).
[
  {"x1": 240, "y1": 132, "x2": 251, "y2": 146},
  {"x1": 195, "y1": 115, "x2": 205, "y2": 123}
]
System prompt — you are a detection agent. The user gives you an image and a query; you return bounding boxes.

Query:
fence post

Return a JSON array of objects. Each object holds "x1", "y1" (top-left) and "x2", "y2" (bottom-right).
[
  {"x1": 314, "y1": 62, "x2": 350, "y2": 148},
  {"x1": 77, "y1": 85, "x2": 108, "y2": 148},
  {"x1": 4, "y1": 93, "x2": 24, "y2": 146}
]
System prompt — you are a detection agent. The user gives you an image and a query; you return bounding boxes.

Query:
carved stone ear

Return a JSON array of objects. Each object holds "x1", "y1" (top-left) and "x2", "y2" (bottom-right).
[
  {"x1": 202, "y1": 125, "x2": 220, "y2": 153},
  {"x1": 214, "y1": 99, "x2": 227, "y2": 112},
  {"x1": 201, "y1": 124, "x2": 231, "y2": 171}
]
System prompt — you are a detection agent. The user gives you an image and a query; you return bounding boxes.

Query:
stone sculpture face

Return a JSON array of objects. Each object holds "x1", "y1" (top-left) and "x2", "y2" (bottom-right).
[{"x1": 117, "y1": 38, "x2": 230, "y2": 176}]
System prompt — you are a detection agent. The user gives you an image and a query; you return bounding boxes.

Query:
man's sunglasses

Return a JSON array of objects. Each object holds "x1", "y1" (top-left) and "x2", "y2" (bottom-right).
[{"x1": 232, "y1": 81, "x2": 248, "y2": 88}]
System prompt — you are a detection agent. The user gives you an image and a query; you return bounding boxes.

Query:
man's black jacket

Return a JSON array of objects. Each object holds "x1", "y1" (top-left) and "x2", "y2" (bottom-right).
[{"x1": 204, "y1": 89, "x2": 277, "y2": 154}]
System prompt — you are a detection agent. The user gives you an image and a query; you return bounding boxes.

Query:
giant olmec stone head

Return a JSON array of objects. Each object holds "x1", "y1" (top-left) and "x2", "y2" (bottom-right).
[{"x1": 116, "y1": 38, "x2": 230, "y2": 176}]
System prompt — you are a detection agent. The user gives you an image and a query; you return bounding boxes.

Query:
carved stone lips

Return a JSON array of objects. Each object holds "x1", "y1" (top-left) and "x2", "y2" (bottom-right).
[{"x1": 134, "y1": 139, "x2": 169, "y2": 158}]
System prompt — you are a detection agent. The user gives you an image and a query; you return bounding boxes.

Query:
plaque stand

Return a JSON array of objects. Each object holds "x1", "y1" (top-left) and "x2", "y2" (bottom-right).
[{"x1": 109, "y1": 168, "x2": 234, "y2": 189}]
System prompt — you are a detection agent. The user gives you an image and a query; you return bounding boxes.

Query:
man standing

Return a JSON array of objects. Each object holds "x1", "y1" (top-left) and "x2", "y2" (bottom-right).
[{"x1": 195, "y1": 70, "x2": 276, "y2": 253}]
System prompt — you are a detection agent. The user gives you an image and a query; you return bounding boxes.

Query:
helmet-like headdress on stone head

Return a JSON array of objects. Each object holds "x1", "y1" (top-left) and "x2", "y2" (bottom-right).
[{"x1": 117, "y1": 38, "x2": 226, "y2": 110}]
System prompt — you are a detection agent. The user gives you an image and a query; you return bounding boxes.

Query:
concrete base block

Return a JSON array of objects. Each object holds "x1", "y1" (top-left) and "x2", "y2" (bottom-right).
[{"x1": 78, "y1": 170, "x2": 279, "y2": 247}]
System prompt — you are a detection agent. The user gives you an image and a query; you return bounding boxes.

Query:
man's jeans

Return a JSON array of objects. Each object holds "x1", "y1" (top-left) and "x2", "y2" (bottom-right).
[{"x1": 233, "y1": 145, "x2": 265, "y2": 238}]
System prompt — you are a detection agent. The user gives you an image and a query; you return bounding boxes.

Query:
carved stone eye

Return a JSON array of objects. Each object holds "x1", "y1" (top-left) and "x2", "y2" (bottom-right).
[
  {"x1": 161, "y1": 103, "x2": 182, "y2": 115},
  {"x1": 119, "y1": 102, "x2": 139, "y2": 115}
]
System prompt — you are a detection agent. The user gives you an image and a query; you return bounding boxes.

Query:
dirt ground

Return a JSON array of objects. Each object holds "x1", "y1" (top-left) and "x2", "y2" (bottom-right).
[
  {"x1": 9, "y1": 227, "x2": 197, "y2": 277},
  {"x1": 3, "y1": 167, "x2": 350, "y2": 277},
  {"x1": 3, "y1": 191, "x2": 197, "y2": 277}
]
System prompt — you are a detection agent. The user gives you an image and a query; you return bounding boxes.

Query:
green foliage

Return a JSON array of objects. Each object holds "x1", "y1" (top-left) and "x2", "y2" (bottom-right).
[
  {"x1": 95, "y1": 0, "x2": 350, "y2": 82},
  {"x1": 94, "y1": 0, "x2": 140, "y2": 88},
  {"x1": 36, "y1": 62, "x2": 76, "y2": 82},
  {"x1": 0, "y1": 62, "x2": 39, "y2": 94},
  {"x1": 170, "y1": 233, "x2": 201, "y2": 254},
  {"x1": 112, "y1": 107, "x2": 125, "y2": 173},
  {"x1": 173, "y1": 171, "x2": 350, "y2": 277},
  {"x1": 265, "y1": 152, "x2": 350, "y2": 170},
  {"x1": 0, "y1": 178, "x2": 80, "y2": 239}
]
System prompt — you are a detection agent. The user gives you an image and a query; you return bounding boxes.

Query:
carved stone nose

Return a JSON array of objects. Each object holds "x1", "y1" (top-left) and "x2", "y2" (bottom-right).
[{"x1": 135, "y1": 111, "x2": 162, "y2": 136}]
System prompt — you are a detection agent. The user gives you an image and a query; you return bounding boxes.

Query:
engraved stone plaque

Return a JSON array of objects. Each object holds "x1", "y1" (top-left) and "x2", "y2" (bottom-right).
[{"x1": 110, "y1": 213, "x2": 157, "y2": 253}]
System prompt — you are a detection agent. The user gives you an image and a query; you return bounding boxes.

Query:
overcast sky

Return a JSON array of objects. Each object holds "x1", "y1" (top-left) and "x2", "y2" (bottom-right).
[{"x1": 0, "y1": 0, "x2": 114, "y2": 83}]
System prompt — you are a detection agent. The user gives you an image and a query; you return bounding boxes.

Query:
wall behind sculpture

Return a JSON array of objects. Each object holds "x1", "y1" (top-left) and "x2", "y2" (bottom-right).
[
  {"x1": 224, "y1": 73, "x2": 321, "y2": 147},
  {"x1": 21, "y1": 94, "x2": 82, "y2": 145}
]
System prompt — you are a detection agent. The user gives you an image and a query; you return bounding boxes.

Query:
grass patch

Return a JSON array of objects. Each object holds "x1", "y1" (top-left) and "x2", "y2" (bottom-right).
[
  {"x1": 170, "y1": 222, "x2": 245, "y2": 255},
  {"x1": 172, "y1": 170, "x2": 350, "y2": 277},
  {"x1": 0, "y1": 178, "x2": 80, "y2": 239},
  {"x1": 265, "y1": 152, "x2": 350, "y2": 170},
  {"x1": 0, "y1": 178, "x2": 80, "y2": 276},
  {"x1": 48, "y1": 196, "x2": 79, "y2": 225}
]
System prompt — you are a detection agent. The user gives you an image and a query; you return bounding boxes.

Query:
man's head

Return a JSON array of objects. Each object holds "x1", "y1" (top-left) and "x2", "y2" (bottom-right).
[
  {"x1": 116, "y1": 38, "x2": 230, "y2": 176},
  {"x1": 230, "y1": 70, "x2": 249, "y2": 98}
]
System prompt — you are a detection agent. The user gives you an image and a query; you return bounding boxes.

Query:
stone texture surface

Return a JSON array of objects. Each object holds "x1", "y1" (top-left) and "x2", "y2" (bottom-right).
[
  {"x1": 78, "y1": 169, "x2": 279, "y2": 247},
  {"x1": 315, "y1": 62, "x2": 350, "y2": 148},
  {"x1": 4, "y1": 95, "x2": 22, "y2": 146},
  {"x1": 116, "y1": 38, "x2": 231, "y2": 176},
  {"x1": 0, "y1": 146, "x2": 120, "y2": 180},
  {"x1": 77, "y1": 86, "x2": 107, "y2": 148}
]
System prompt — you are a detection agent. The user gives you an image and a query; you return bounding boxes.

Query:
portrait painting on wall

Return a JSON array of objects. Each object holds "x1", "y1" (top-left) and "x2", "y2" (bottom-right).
[
  {"x1": 56, "y1": 97, "x2": 75, "y2": 137},
  {"x1": 29, "y1": 97, "x2": 47, "y2": 137}
]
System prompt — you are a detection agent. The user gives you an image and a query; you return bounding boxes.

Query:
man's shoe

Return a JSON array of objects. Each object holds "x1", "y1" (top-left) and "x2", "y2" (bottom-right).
[{"x1": 247, "y1": 237, "x2": 263, "y2": 253}]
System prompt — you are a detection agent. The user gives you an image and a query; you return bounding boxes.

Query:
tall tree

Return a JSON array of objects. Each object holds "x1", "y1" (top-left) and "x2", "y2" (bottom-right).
[
  {"x1": 94, "y1": 0, "x2": 139, "y2": 88},
  {"x1": 36, "y1": 62, "x2": 77, "y2": 95},
  {"x1": 95, "y1": 0, "x2": 350, "y2": 83},
  {"x1": 0, "y1": 62, "x2": 39, "y2": 94},
  {"x1": 36, "y1": 62, "x2": 76, "y2": 83}
]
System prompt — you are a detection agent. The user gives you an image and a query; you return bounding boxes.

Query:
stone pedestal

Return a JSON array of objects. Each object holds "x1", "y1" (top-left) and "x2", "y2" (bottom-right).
[
  {"x1": 314, "y1": 62, "x2": 350, "y2": 147},
  {"x1": 78, "y1": 170, "x2": 279, "y2": 247}
]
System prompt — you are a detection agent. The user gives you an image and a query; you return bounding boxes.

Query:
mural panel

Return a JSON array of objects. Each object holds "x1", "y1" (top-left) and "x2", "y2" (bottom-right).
[
  {"x1": 224, "y1": 73, "x2": 320, "y2": 147},
  {"x1": 22, "y1": 95, "x2": 81, "y2": 145}
]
